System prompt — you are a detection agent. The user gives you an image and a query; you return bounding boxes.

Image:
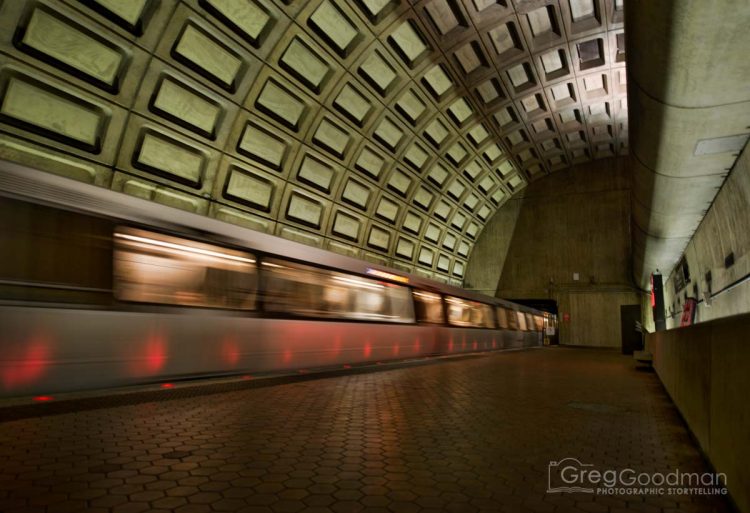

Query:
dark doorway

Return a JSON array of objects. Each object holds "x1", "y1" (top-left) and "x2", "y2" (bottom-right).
[{"x1": 620, "y1": 304, "x2": 642, "y2": 355}]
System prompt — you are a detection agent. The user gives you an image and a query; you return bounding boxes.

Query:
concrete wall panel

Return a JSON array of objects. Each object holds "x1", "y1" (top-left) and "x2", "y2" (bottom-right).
[
  {"x1": 710, "y1": 320, "x2": 750, "y2": 513},
  {"x1": 648, "y1": 314, "x2": 750, "y2": 513},
  {"x1": 562, "y1": 290, "x2": 640, "y2": 347}
]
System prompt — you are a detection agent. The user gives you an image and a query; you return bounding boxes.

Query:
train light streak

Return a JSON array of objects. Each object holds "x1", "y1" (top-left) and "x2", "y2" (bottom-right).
[
  {"x1": 115, "y1": 232, "x2": 255, "y2": 264},
  {"x1": 332, "y1": 275, "x2": 383, "y2": 290},
  {"x1": 365, "y1": 268, "x2": 409, "y2": 284},
  {"x1": 413, "y1": 291, "x2": 441, "y2": 301}
]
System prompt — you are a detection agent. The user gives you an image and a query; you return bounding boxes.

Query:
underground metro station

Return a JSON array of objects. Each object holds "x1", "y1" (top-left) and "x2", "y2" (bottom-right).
[{"x1": 0, "y1": 0, "x2": 749, "y2": 512}]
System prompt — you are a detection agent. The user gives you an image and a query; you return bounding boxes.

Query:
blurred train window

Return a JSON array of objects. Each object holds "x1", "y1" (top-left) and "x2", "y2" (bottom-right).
[
  {"x1": 505, "y1": 308, "x2": 519, "y2": 330},
  {"x1": 496, "y1": 306, "x2": 509, "y2": 329},
  {"x1": 413, "y1": 290, "x2": 444, "y2": 324},
  {"x1": 445, "y1": 296, "x2": 496, "y2": 328},
  {"x1": 517, "y1": 311, "x2": 528, "y2": 331},
  {"x1": 261, "y1": 258, "x2": 415, "y2": 323},
  {"x1": 0, "y1": 198, "x2": 112, "y2": 304},
  {"x1": 525, "y1": 313, "x2": 534, "y2": 331},
  {"x1": 114, "y1": 227, "x2": 257, "y2": 310},
  {"x1": 534, "y1": 315, "x2": 544, "y2": 331}
]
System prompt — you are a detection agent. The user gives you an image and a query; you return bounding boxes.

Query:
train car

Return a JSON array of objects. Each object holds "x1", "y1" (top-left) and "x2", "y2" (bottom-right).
[{"x1": 0, "y1": 161, "x2": 548, "y2": 398}]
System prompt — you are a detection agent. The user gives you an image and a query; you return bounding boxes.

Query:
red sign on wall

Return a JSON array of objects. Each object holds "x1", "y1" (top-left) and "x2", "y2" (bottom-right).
[
  {"x1": 562, "y1": 313, "x2": 570, "y2": 322},
  {"x1": 680, "y1": 298, "x2": 697, "y2": 327},
  {"x1": 650, "y1": 273, "x2": 656, "y2": 307}
]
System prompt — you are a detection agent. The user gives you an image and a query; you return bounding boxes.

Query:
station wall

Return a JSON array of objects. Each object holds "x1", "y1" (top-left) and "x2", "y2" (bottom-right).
[
  {"x1": 642, "y1": 146, "x2": 750, "y2": 332},
  {"x1": 465, "y1": 156, "x2": 640, "y2": 347}
]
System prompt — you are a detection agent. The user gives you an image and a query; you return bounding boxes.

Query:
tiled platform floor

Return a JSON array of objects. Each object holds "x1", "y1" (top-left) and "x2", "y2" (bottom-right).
[{"x1": 0, "y1": 347, "x2": 733, "y2": 513}]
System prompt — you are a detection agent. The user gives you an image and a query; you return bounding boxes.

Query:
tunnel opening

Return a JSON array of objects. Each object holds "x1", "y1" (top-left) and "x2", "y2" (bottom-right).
[{"x1": 506, "y1": 298, "x2": 557, "y2": 316}]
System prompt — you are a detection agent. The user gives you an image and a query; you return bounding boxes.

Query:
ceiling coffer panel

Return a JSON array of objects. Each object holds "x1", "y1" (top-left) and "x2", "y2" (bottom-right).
[{"x1": 0, "y1": 0, "x2": 627, "y2": 285}]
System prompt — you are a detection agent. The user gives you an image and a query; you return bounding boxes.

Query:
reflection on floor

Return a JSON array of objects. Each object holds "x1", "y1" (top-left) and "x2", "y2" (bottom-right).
[{"x1": 0, "y1": 347, "x2": 732, "y2": 513}]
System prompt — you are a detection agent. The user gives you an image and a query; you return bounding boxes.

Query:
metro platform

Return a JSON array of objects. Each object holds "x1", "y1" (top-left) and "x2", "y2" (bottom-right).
[{"x1": 0, "y1": 348, "x2": 732, "y2": 513}]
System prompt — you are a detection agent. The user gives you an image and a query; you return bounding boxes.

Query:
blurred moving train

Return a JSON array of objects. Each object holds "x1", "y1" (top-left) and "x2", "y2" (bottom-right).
[{"x1": 0, "y1": 161, "x2": 551, "y2": 398}]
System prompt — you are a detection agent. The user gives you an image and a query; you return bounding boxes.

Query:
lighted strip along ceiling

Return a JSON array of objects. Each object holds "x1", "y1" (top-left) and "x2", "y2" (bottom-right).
[{"x1": 0, "y1": 0, "x2": 627, "y2": 286}]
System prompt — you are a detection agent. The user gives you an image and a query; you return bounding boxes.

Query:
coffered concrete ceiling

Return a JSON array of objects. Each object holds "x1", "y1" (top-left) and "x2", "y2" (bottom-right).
[{"x1": 0, "y1": 0, "x2": 626, "y2": 285}]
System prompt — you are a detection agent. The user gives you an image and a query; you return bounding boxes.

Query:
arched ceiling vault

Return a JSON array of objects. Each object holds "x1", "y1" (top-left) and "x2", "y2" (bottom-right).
[{"x1": 0, "y1": 0, "x2": 627, "y2": 285}]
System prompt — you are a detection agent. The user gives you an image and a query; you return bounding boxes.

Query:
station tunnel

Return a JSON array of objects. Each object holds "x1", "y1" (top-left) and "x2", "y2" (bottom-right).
[{"x1": 0, "y1": 0, "x2": 749, "y2": 511}]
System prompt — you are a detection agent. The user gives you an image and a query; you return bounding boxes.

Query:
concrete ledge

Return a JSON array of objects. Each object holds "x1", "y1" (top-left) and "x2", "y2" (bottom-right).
[{"x1": 647, "y1": 314, "x2": 750, "y2": 513}]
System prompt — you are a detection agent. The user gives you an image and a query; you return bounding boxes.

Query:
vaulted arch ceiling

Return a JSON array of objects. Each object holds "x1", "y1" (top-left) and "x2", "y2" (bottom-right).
[{"x1": 0, "y1": 0, "x2": 627, "y2": 285}]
